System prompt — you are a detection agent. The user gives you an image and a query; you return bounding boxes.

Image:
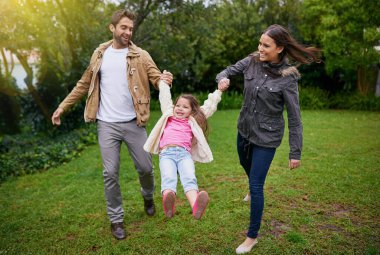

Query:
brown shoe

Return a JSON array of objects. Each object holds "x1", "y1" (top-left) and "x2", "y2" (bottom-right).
[
  {"x1": 111, "y1": 222, "x2": 126, "y2": 240},
  {"x1": 144, "y1": 198, "x2": 156, "y2": 216}
]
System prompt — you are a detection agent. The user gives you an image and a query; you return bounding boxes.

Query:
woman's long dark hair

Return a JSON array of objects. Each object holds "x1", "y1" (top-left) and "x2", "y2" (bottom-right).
[{"x1": 264, "y1": 24, "x2": 321, "y2": 64}]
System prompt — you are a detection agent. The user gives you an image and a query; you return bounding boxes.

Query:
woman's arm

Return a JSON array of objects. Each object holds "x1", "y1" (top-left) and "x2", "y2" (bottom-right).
[
  {"x1": 283, "y1": 80, "x2": 303, "y2": 162},
  {"x1": 215, "y1": 56, "x2": 251, "y2": 83}
]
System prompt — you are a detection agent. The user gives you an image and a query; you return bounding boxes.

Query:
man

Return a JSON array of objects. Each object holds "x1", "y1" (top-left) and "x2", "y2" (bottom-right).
[{"x1": 51, "y1": 9, "x2": 173, "y2": 240}]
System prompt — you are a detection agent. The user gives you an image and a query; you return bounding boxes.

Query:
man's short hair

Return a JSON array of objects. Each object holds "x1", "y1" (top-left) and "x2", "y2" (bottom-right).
[{"x1": 111, "y1": 9, "x2": 136, "y2": 27}]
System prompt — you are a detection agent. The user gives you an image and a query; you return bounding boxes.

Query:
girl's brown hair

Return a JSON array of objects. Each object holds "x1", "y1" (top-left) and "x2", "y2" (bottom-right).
[
  {"x1": 263, "y1": 24, "x2": 321, "y2": 64},
  {"x1": 174, "y1": 94, "x2": 209, "y2": 138}
]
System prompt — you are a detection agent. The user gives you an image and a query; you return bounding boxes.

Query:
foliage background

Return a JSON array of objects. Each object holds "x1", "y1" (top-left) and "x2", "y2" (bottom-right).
[{"x1": 0, "y1": 0, "x2": 379, "y2": 136}]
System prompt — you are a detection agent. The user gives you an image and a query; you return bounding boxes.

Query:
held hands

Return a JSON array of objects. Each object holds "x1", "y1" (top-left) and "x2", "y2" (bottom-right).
[
  {"x1": 289, "y1": 159, "x2": 301, "y2": 170},
  {"x1": 218, "y1": 78, "x2": 230, "y2": 92},
  {"x1": 160, "y1": 70, "x2": 173, "y2": 86},
  {"x1": 51, "y1": 107, "x2": 64, "y2": 126}
]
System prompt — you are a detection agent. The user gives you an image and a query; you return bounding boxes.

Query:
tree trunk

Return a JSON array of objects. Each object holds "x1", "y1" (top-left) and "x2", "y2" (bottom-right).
[
  {"x1": 13, "y1": 50, "x2": 50, "y2": 122},
  {"x1": 357, "y1": 66, "x2": 377, "y2": 96},
  {"x1": 376, "y1": 66, "x2": 380, "y2": 97}
]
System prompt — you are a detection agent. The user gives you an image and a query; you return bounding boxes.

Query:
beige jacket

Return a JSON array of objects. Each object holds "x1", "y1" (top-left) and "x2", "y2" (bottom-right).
[
  {"x1": 143, "y1": 81, "x2": 222, "y2": 163},
  {"x1": 58, "y1": 40, "x2": 162, "y2": 126}
]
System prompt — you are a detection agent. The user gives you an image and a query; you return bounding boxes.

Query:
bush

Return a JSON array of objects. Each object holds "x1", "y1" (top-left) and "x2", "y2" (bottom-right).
[
  {"x1": 0, "y1": 124, "x2": 97, "y2": 183},
  {"x1": 299, "y1": 86, "x2": 330, "y2": 110},
  {"x1": 330, "y1": 93, "x2": 380, "y2": 111}
]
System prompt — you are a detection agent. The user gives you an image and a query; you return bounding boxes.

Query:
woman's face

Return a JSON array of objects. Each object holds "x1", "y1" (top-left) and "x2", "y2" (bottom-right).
[
  {"x1": 174, "y1": 97, "x2": 192, "y2": 119},
  {"x1": 258, "y1": 34, "x2": 284, "y2": 63}
]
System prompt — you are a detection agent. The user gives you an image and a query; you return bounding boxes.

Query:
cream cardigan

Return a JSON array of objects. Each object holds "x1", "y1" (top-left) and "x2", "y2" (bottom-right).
[{"x1": 143, "y1": 81, "x2": 222, "y2": 163}]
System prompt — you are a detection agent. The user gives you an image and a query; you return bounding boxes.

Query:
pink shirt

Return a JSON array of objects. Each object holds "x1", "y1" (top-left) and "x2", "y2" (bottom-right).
[{"x1": 159, "y1": 117, "x2": 193, "y2": 152}]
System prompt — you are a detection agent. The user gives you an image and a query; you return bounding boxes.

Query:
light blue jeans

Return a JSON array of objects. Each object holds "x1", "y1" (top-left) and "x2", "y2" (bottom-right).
[{"x1": 159, "y1": 146, "x2": 198, "y2": 194}]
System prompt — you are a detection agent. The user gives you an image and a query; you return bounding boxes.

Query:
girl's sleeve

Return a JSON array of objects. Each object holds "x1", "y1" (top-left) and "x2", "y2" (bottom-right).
[
  {"x1": 201, "y1": 89, "x2": 222, "y2": 118},
  {"x1": 158, "y1": 80, "x2": 173, "y2": 113}
]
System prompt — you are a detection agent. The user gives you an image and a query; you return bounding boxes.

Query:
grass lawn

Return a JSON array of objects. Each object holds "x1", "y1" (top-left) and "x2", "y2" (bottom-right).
[{"x1": 0, "y1": 110, "x2": 379, "y2": 255}]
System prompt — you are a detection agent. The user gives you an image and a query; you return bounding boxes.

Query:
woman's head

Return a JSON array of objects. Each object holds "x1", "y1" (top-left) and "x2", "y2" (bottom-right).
[
  {"x1": 258, "y1": 24, "x2": 320, "y2": 65},
  {"x1": 174, "y1": 94, "x2": 209, "y2": 137}
]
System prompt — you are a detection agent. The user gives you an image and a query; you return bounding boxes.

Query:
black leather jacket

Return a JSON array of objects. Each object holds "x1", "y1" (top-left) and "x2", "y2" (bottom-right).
[{"x1": 216, "y1": 53, "x2": 303, "y2": 160}]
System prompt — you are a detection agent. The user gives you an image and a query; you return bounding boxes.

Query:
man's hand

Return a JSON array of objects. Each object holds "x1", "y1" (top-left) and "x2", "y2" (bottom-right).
[
  {"x1": 289, "y1": 159, "x2": 301, "y2": 169},
  {"x1": 218, "y1": 78, "x2": 230, "y2": 92},
  {"x1": 51, "y1": 107, "x2": 64, "y2": 126},
  {"x1": 160, "y1": 70, "x2": 173, "y2": 85}
]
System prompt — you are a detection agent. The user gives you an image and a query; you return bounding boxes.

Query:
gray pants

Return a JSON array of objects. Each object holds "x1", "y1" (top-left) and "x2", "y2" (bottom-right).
[{"x1": 97, "y1": 120, "x2": 154, "y2": 223}]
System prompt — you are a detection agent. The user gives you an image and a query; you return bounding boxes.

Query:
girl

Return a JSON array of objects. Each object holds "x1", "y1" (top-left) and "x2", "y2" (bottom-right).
[
  {"x1": 216, "y1": 24, "x2": 320, "y2": 254},
  {"x1": 144, "y1": 81, "x2": 222, "y2": 220}
]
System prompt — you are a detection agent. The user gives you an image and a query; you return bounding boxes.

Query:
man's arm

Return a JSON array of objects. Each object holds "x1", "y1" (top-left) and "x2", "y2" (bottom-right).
[{"x1": 51, "y1": 62, "x2": 94, "y2": 125}]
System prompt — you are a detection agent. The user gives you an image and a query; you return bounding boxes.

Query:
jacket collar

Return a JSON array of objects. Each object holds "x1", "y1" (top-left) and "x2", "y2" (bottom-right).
[
  {"x1": 95, "y1": 40, "x2": 140, "y2": 57},
  {"x1": 252, "y1": 52, "x2": 300, "y2": 79}
]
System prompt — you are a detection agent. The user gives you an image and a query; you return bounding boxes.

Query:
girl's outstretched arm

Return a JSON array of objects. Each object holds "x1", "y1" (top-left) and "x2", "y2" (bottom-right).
[
  {"x1": 158, "y1": 80, "x2": 173, "y2": 114},
  {"x1": 200, "y1": 89, "x2": 223, "y2": 118}
]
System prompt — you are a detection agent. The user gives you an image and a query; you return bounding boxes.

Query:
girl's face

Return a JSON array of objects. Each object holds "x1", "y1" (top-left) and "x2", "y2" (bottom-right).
[
  {"x1": 258, "y1": 34, "x2": 284, "y2": 63},
  {"x1": 174, "y1": 97, "x2": 192, "y2": 119}
]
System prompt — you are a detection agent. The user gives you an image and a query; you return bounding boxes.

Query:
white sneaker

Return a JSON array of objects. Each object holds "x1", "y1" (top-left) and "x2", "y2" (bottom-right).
[
  {"x1": 243, "y1": 193, "x2": 251, "y2": 202},
  {"x1": 236, "y1": 239, "x2": 258, "y2": 254}
]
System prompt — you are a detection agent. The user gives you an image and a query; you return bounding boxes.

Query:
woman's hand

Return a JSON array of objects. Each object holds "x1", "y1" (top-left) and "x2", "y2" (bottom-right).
[
  {"x1": 289, "y1": 159, "x2": 301, "y2": 169},
  {"x1": 218, "y1": 78, "x2": 230, "y2": 92}
]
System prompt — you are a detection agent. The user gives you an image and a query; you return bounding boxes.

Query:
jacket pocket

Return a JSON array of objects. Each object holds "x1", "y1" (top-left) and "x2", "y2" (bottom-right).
[
  {"x1": 259, "y1": 121, "x2": 281, "y2": 132},
  {"x1": 244, "y1": 72, "x2": 254, "y2": 81},
  {"x1": 135, "y1": 97, "x2": 151, "y2": 123},
  {"x1": 263, "y1": 84, "x2": 282, "y2": 93},
  {"x1": 258, "y1": 115, "x2": 284, "y2": 145}
]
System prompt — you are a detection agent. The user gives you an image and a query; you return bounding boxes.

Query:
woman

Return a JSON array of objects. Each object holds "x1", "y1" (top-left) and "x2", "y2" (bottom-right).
[{"x1": 216, "y1": 24, "x2": 320, "y2": 254}]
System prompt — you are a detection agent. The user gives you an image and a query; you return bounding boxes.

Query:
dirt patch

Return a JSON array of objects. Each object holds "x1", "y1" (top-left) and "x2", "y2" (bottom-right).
[
  {"x1": 325, "y1": 204, "x2": 351, "y2": 218},
  {"x1": 269, "y1": 220, "x2": 291, "y2": 237},
  {"x1": 81, "y1": 245, "x2": 101, "y2": 253},
  {"x1": 127, "y1": 220, "x2": 143, "y2": 234},
  {"x1": 259, "y1": 220, "x2": 292, "y2": 238},
  {"x1": 317, "y1": 224, "x2": 344, "y2": 232},
  {"x1": 213, "y1": 175, "x2": 242, "y2": 183},
  {"x1": 66, "y1": 233, "x2": 76, "y2": 240}
]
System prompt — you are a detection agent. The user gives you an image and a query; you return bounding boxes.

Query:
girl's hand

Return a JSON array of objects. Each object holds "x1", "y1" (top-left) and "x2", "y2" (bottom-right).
[
  {"x1": 218, "y1": 78, "x2": 230, "y2": 92},
  {"x1": 289, "y1": 159, "x2": 301, "y2": 169}
]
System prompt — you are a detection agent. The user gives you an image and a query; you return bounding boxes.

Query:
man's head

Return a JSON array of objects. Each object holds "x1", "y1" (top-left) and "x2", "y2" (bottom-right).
[
  {"x1": 109, "y1": 9, "x2": 136, "y2": 49},
  {"x1": 111, "y1": 9, "x2": 136, "y2": 27}
]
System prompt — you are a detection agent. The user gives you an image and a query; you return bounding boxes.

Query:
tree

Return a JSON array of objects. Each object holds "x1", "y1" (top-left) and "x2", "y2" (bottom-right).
[
  {"x1": 0, "y1": 0, "x2": 111, "y2": 132},
  {"x1": 300, "y1": 0, "x2": 380, "y2": 95},
  {"x1": 134, "y1": 0, "x2": 264, "y2": 93}
]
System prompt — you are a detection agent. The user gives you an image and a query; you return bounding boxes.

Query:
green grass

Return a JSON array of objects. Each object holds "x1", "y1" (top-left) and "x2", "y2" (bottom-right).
[{"x1": 1, "y1": 110, "x2": 379, "y2": 255}]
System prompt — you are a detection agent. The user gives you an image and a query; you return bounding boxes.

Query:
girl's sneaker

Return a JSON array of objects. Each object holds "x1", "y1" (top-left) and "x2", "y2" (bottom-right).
[
  {"x1": 163, "y1": 191, "x2": 176, "y2": 218},
  {"x1": 192, "y1": 191, "x2": 210, "y2": 220}
]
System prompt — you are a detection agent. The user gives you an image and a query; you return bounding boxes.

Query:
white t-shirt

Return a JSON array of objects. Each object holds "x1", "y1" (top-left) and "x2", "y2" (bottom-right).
[{"x1": 96, "y1": 46, "x2": 136, "y2": 122}]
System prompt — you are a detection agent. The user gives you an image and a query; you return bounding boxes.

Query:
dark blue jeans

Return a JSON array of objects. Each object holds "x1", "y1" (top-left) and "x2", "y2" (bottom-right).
[{"x1": 237, "y1": 132, "x2": 276, "y2": 238}]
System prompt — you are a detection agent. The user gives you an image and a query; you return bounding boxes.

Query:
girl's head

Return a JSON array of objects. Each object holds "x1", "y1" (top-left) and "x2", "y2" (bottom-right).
[
  {"x1": 174, "y1": 94, "x2": 209, "y2": 137},
  {"x1": 258, "y1": 24, "x2": 321, "y2": 64}
]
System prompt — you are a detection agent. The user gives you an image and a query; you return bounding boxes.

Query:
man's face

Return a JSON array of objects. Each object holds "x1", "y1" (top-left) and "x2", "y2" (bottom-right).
[{"x1": 110, "y1": 17, "x2": 134, "y2": 49}]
